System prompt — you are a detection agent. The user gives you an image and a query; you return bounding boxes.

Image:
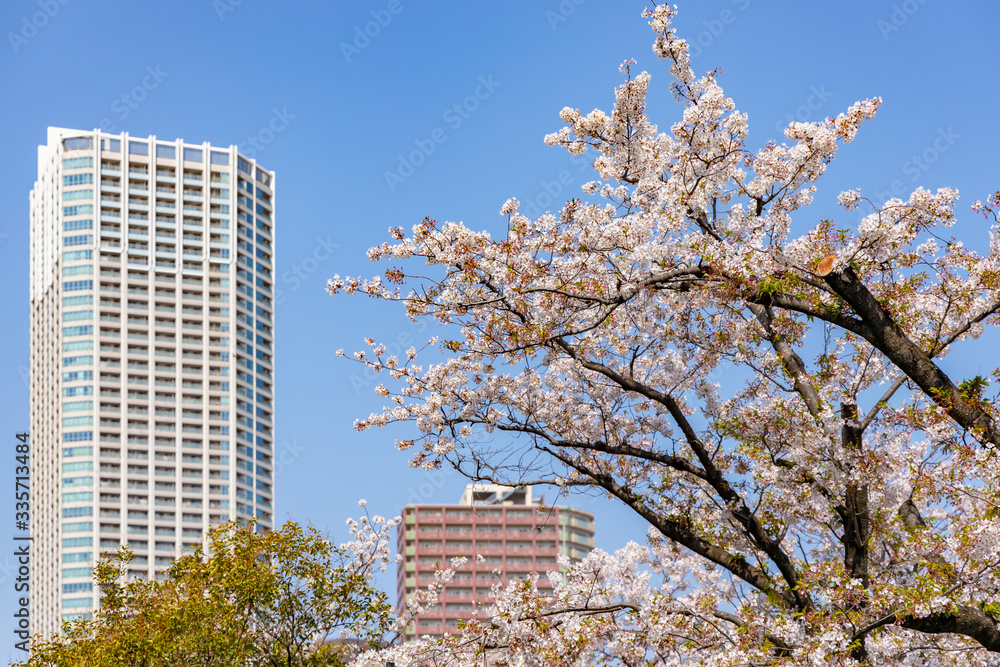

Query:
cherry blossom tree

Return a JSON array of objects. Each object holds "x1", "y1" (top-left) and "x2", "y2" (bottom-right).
[{"x1": 332, "y1": 5, "x2": 1000, "y2": 665}]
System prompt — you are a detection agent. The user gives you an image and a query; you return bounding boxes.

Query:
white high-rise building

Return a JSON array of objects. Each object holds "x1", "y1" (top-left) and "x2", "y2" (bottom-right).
[{"x1": 29, "y1": 127, "x2": 276, "y2": 637}]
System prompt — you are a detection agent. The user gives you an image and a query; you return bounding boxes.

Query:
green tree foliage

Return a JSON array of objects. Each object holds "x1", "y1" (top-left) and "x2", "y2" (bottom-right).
[{"x1": 18, "y1": 520, "x2": 393, "y2": 667}]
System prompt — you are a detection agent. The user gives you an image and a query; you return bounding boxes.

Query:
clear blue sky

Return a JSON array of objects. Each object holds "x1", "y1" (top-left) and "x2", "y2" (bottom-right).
[{"x1": 2, "y1": 0, "x2": 999, "y2": 659}]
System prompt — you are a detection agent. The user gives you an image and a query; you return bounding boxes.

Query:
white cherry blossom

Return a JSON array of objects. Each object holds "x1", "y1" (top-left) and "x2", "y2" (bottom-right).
[{"x1": 336, "y1": 6, "x2": 1000, "y2": 666}]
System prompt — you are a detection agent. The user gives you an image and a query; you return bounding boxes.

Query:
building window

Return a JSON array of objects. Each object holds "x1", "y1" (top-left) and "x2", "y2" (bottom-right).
[
  {"x1": 63, "y1": 173, "x2": 94, "y2": 186},
  {"x1": 62, "y1": 280, "x2": 94, "y2": 293},
  {"x1": 63, "y1": 157, "x2": 94, "y2": 170},
  {"x1": 62, "y1": 390, "x2": 93, "y2": 403},
  {"x1": 63, "y1": 219, "x2": 93, "y2": 232},
  {"x1": 62, "y1": 537, "x2": 94, "y2": 548},
  {"x1": 63, "y1": 250, "x2": 94, "y2": 262},
  {"x1": 61, "y1": 598, "x2": 94, "y2": 609},
  {"x1": 64, "y1": 136, "x2": 93, "y2": 150},
  {"x1": 63, "y1": 265, "x2": 93, "y2": 277},
  {"x1": 63, "y1": 316, "x2": 94, "y2": 328},
  {"x1": 62, "y1": 567, "x2": 93, "y2": 579},
  {"x1": 64, "y1": 235, "x2": 94, "y2": 247},
  {"x1": 63, "y1": 189, "x2": 94, "y2": 202},
  {"x1": 62, "y1": 552, "x2": 93, "y2": 563},
  {"x1": 62, "y1": 522, "x2": 93, "y2": 533}
]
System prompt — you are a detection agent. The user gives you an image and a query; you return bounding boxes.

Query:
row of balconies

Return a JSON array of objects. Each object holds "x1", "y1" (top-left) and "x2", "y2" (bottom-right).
[
  {"x1": 88, "y1": 511, "x2": 207, "y2": 524},
  {"x1": 97, "y1": 290, "x2": 231, "y2": 303},
  {"x1": 119, "y1": 168, "x2": 212, "y2": 186},
  {"x1": 95, "y1": 407, "x2": 230, "y2": 421},
  {"x1": 415, "y1": 572, "x2": 555, "y2": 587},
  {"x1": 90, "y1": 312, "x2": 238, "y2": 327},
  {"x1": 412, "y1": 525, "x2": 555, "y2": 535},
  {"x1": 96, "y1": 212, "x2": 228, "y2": 230},
  {"x1": 102, "y1": 447, "x2": 225, "y2": 461},
  {"x1": 89, "y1": 490, "x2": 228, "y2": 507},
  {"x1": 402, "y1": 582, "x2": 555, "y2": 601},
  {"x1": 409, "y1": 544, "x2": 559, "y2": 555},
  {"x1": 93, "y1": 479, "x2": 213, "y2": 492},
  {"x1": 92, "y1": 274, "x2": 226, "y2": 290},
  {"x1": 97, "y1": 242, "x2": 208, "y2": 255},
  {"x1": 94, "y1": 181, "x2": 247, "y2": 205},
  {"x1": 100, "y1": 180, "x2": 225, "y2": 201},
  {"x1": 95, "y1": 387, "x2": 236, "y2": 405}
]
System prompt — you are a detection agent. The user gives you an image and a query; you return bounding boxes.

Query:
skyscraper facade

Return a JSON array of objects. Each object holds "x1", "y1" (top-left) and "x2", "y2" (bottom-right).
[
  {"x1": 396, "y1": 484, "x2": 595, "y2": 640},
  {"x1": 29, "y1": 127, "x2": 276, "y2": 638}
]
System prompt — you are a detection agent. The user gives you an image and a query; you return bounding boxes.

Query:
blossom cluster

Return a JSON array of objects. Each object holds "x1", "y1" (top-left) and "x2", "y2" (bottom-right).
[{"x1": 336, "y1": 5, "x2": 1000, "y2": 665}]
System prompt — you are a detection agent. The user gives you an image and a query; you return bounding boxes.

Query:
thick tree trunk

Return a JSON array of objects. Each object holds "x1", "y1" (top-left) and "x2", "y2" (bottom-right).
[
  {"x1": 841, "y1": 402, "x2": 870, "y2": 660},
  {"x1": 841, "y1": 403, "x2": 869, "y2": 589}
]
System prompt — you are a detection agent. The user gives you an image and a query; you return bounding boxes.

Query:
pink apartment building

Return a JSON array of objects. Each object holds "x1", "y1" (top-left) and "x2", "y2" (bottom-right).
[{"x1": 397, "y1": 484, "x2": 595, "y2": 640}]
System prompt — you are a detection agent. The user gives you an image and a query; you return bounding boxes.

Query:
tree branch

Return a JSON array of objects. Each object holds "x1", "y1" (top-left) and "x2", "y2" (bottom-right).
[
  {"x1": 550, "y1": 335, "x2": 811, "y2": 611},
  {"x1": 856, "y1": 606, "x2": 1000, "y2": 653},
  {"x1": 747, "y1": 302, "x2": 823, "y2": 419},
  {"x1": 539, "y1": 443, "x2": 797, "y2": 609},
  {"x1": 821, "y1": 266, "x2": 1000, "y2": 447}
]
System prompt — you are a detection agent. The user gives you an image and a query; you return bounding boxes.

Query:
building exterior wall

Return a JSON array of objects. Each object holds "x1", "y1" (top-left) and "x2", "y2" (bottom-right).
[
  {"x1": 396, "y1": 485, "x2": 595, "y2": 640},
  {"x1": 29, "y1": 127, "x2": 276, "y2": 638}
]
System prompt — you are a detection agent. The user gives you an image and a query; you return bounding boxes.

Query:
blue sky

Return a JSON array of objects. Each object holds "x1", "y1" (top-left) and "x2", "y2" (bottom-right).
[{"x1": 2, "y1": 0, "x2": 1000, "y2": 658}]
